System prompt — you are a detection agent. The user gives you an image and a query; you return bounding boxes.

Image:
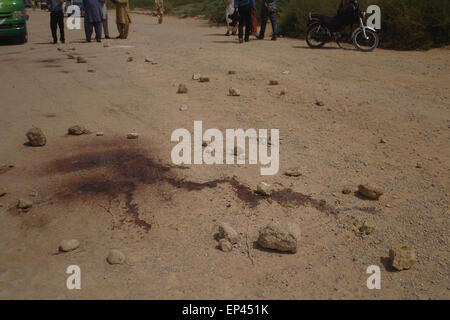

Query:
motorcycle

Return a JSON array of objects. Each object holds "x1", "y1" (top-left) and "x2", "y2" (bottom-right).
[{"x1": 305, "y1": 0, "x2": 379, "y2": 52}]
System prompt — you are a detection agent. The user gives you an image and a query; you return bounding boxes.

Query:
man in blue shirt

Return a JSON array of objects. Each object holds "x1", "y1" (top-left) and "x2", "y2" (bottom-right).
[
  {"x1": 257, "y1": 0, "x2": 278, "y2": 41},
  {"x1": 234, "y1": 0, "x2": 256, "y2": 43},
  {"x1": 83, "y1": 0, "x2": 103, "y2": 42},
  {"x1": 47, "y1": 0, "x2": 65, "y2": 44}
]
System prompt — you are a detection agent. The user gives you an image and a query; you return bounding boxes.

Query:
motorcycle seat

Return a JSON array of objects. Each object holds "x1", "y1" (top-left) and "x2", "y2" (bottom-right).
[{"x1": 310, "y1": 13, "x2": 340, "y2": 31}]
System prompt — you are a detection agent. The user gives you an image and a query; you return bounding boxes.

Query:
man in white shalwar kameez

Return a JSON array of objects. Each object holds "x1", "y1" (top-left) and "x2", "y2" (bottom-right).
[{"x1": 223, "y1": 0, "x2": 238, "y2": 36}]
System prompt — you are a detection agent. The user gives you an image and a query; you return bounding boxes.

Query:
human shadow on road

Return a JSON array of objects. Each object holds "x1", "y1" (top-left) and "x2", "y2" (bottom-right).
[
  {"x1": 213, "y1": 40, "x2": 238, "y2": 44},
  {"x1": 294, "y1": 44, "x2": 357, "y2": 51}
]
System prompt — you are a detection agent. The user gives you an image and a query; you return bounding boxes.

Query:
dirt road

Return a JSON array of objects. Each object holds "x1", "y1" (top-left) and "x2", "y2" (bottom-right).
[{"x1": 0, "y1": 10, "x2": 449, "y2": 299}]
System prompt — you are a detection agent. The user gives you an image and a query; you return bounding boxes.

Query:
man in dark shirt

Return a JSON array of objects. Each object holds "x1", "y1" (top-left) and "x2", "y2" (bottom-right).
[
  {"x1": 47, "y1": 0, "x2": 65, "y2": 44},
  {"x1": 234, "y1": 0, "x2": 256, "y2": 43}
]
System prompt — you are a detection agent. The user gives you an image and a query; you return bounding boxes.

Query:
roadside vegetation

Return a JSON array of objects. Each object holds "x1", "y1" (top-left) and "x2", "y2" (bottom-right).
[{"x1": 128, "y1": 0, "x2": 449, "y2": 50}]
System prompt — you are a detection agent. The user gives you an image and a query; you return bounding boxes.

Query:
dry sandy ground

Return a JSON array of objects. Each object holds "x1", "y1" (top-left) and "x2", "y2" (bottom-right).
[{"x1": 0, "y1": 10, "x2": 449, "y2": 300}]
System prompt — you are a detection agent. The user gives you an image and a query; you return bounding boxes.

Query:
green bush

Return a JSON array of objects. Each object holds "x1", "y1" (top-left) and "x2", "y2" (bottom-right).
[
  {"x1": 277, "y1": 0, "x2": 449, "y2": 50},
  {"x1": 125, "y1": 0, "x2": 449, "y2": 50}
]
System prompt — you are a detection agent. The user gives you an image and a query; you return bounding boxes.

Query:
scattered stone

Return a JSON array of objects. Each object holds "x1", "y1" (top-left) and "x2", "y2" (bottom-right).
[
  {"x1": 59, "y1": 239, "x2": 80, "y2": 252},
  {"x1": 218, "y1": 239, "x2": 233, "y2": 252},
  {"x1": 69, "y1": 47, "x2": 76, "y2": 51},
  {"x1": 269, "y1": 80, "x2": 279, "y2": 86},
  {"x1": 228, "y1": 70, "x2": 237, "y2": 75},
  {"x1": 315, "y1": 100, "x2": 324, "y2": 106},
  {"x1": 229, "y1": 88, "x2": 240, "y2": 96},
  {"x1": 416, "y1": 162, "x2": 423, "y2": 168},
  {"x1": 127, "y1": 57, "x2": 133, "y2": 62},
  {"x1": 0, "y1": 188, "x2": 6, "y2": 197},
  {"x1": 257, "y1": 220, "x2": 301, "y2": 253},
  {"x1": 96, "y1": 132, "x2": 104, "y2": 136},
  {"x1": 192, "y1": 73, "x2": 201, "y2": 80},
  {"x1": 88, "y1": 69, "x2": 96, "y2": 73},
  {"x1": 68, "y1": 125, "x2": 89, "y2": 135},
  {"x1": 280, "y1": 89, "x2": 287, "y2": 96},
  {"x1": 342, "y1": 188, "x2": 352, "y2": 195},
  {"x1": 256, "y1": 182, "x2": 272, "y2": 196},
  {"x1": 177, "y1": 83, "x2": 188, "y2": 94},
  {"x1": 284, "y1": 167, "x2": 302, "y2": 177},
  {"x1": 179, "y1": 104, "x2": 188, "y2": 111},
  {"x1": 67, "y1": 54, "x2": 76, "y2": 59},
  {"x1": 17, "y1": 198, "x2": 32, "y2": 212},
  {"x1": 358, "y1": 184, "x2": 383, "y2": 200},
  {"x1": 359, "y1": 220, "x2": 376, "y2": 235},
  {"x1": 126, "y1": 133, "x2": 139, "y2": 139},
  {"x1": 57, "y1": 47, "x2": 63, "y2": 51},
  {"x1": 144, "y1": 58, "x2": 153, "y2": 63},
  {"x1": 379, "y1": 138, "x2": 387, "y2": 144},
  {"x1": 107, "y1": 249, "x2": 125, "y2": 264},
  {"x1": 103, "y1": 43, "x2": 109, "y2": 48},
  {"x1": 26, "y1": 127, "x2": 47, "y2": 146},
  {"x1": 218, "y1": 222, "x2": 239, "y2": 244},
  {"x1": 29, "y1": 191, "x2": 37, "y2": 197},
  {"x1": 199, "y1": 77, "x2": 210, "y2": 83},
  {"x1": 282, "y1": 70, "x2": 290, "y2": 75},
  {"x1": 76, "y1": 56, "x2": 87, "y2": 63},
  {"x1": 389, "y1": 246, "x2": 416, "y2": 271}
]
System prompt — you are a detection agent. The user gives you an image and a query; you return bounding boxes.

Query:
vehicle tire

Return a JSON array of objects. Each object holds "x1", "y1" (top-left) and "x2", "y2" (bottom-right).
[
  {"x1": 306, "y1": 22, "x2": 327, "y2": 48},
  {"x1": 18, "y1": 33, "x2": 28, "y2": 44},
  {"x1": 353, "y1": 29, "x2": 379, "y2": 52}
]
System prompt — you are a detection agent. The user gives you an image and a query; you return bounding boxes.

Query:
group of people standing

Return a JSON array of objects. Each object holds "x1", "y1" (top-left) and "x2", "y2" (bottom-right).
[
  {"x1": 225, "y1": 0, "x2": 278, "y2": 43},
  {"x1": 47, "y1": 0, "x2": 145, "y2": 44}
]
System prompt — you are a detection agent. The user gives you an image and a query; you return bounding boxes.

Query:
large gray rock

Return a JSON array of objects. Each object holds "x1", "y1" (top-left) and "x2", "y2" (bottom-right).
[
  {"x1": 258, "y1": 220, "x2": 301, "y2": 253},
  {"x1": 26, "y1": 127, "x2": 46, "y2": 146}
]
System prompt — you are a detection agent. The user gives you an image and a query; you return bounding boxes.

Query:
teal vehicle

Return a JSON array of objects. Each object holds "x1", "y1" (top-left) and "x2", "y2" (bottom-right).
[{"x1": 0, "y1": 0, "x2": 28, "y2": 43}]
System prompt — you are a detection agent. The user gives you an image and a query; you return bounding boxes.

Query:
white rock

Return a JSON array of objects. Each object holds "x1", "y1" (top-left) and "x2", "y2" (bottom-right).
[
  {"x1": 218, "y1": 222, "x2": 239, "y2": 244},
  {"x1": 256, "y1": 182, "x2": 272, "y2": 196},
  {"x1": 107, "y1": 249, "x2": 125, "y2": 264},
  {"x1": 127, "y1": 133, "x2": 139, "y2": 139},
  {"x1": 59, "y1": 239, "x2": 80, "y2": 252}
]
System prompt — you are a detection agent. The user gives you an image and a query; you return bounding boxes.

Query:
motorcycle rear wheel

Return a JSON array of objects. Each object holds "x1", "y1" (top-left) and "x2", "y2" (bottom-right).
[
  {"x1": 353, "y1": 29, "x2": 379, "y2": 52},
  {"x1": 306, "y1": 23, "x2": 327, "y2": 48}
]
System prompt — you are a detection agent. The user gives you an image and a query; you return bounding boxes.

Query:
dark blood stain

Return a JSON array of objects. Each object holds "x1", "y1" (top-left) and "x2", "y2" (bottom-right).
[
  {"x1": 353, "y1": 206, "x2": 380, "y2": 214},
  {"x1": 45, "y1": 146, "x2": 338, "y2": 231}
]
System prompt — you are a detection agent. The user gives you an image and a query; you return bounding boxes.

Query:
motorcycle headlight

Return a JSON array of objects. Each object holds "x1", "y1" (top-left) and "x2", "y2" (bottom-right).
[{"x1": 12, "y1": 10, "x2": 26, "y2": 19}]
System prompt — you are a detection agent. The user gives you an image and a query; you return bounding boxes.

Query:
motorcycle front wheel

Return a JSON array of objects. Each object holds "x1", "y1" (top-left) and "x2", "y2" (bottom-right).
[
  {"x1": 306, "y1": 23, "x2": 327, "y2": 48},
  {"x1": 353, "y1": 29, "x2": 379, "y2": 52}
]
